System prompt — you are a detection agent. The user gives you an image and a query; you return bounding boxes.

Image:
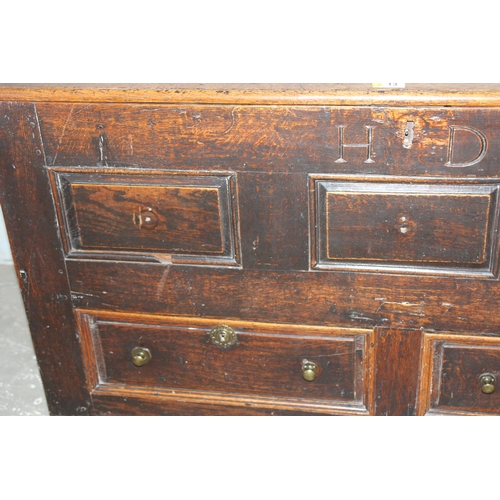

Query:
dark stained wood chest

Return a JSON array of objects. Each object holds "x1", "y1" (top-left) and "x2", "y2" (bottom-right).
[{"x1": 2, "y1": 83, "x2": 500, "y2": 415}]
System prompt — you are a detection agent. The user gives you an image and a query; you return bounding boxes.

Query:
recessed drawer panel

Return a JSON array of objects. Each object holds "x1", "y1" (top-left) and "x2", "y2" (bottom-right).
[
  {"x1": 311, "y1": 178, "x2": 499, "y2": 277},
  {"x1": 78, "y1": 311, "x2": 373, "y2": 413},
  {"x1": 419, "y1": 334, "x2": 500, "y2": 415},
  {"x1": 50, "y1": 170, "x2": 240, "y2": 266}
]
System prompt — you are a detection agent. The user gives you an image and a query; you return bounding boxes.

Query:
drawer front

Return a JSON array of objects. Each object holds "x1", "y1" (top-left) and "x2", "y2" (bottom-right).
[
  {"x1": 419, "y1": 333, "x2": 500, "y2": 415},
  {"x1": 78, "y1": 311, "x2": 373, "y2": 414},
  {"x1": 50, "y1": 170, "x2": 240, "y2": 266},
  {"x1": 311, "y1": 178, "x2": 499, "y2": 277}
]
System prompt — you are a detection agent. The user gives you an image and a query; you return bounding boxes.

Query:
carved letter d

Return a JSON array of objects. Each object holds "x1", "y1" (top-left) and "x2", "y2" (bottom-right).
[{"x1": 445, "y1": 126, "x2": 487, "y2": 167}]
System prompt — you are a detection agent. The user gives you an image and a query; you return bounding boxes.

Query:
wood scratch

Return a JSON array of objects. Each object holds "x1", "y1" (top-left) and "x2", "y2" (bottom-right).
[
  {"x1": 375, "y1": 298, "x2": 387, "y2": 313},
  {"x1": 73, "y1": 104, "x2": 91, "y2": 115},
  {"x1": 127, "y1": 134, "x2": 134, "y2": 156},
  {"x1": 156, "y1": 266, "x2": 171, "y2": 299},
  {"x1": 35, "y1": 245, "x2": 47, "y2": 268},
  {"x1": 375, "y1": 298, "x2": 425, "y2": 316},
  {"x1": 441, "y1": 302, "x2": 453, "y2": 313},
  {"x1": 32, "y1": 104, "x2": 47, "y2": 166},
  {"x1": 309, "y1": 353, "x2": 351, "y2": 358},
  {"x1": 52, "y1": 104, "x2": 75, "y2": 165},
  {"x1": 71, "y1": 291, "x2": 100, "y2": 298},
  {"x1": 222, "y1": 107, "x2": 237, "y2": 135}
]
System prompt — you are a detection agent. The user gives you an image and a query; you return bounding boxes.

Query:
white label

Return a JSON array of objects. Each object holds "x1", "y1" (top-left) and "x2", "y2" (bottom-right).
[{"x1": 372, "y1": 82, "x2": 406, "y2": 88}]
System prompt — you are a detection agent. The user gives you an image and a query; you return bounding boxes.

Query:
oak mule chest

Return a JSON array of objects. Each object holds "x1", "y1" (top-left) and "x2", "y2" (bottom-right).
[{"x1": 1, "y1": 84, "x2": 500, "y2": 416}]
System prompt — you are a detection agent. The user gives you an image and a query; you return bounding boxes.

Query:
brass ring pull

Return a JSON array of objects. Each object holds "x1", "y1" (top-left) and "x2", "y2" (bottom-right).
[
  {"x1": 131, "y1": 347, "x2": 152, "y2": 367},
  {"x1": 479, "y1": 373, "x2": 496, "y2": 394},
  {"x1": 302, "y1": 360, "x2": 318, "y2": 382},
  {"x1": 209, "y1": 325, "x2": 237, "y2": 348}
]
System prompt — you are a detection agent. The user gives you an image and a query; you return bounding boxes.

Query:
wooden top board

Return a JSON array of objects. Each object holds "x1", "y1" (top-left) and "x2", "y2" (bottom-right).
[{"x1": 0, "y1": 83, "x2": 499, "y2": 106}]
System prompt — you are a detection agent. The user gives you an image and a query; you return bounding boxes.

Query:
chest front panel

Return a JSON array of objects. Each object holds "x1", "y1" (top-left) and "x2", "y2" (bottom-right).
[{"x1": 2, "y1": 92, "x2": 500, "y2": 415}]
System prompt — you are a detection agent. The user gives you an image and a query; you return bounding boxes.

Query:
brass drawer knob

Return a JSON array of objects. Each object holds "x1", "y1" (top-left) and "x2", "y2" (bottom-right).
[
  {"x1": 479, "y1": 373, "x2": 496, "y2": 394},
  {"x1": 131, "y1": 347, "x2": 152, "y2": 367},
  {"x1": 302, "y1": 361, "x2": 318, "y2": 382},
  {"x1": 209, "y1": 324, "x2": 237, "y2": 348}
]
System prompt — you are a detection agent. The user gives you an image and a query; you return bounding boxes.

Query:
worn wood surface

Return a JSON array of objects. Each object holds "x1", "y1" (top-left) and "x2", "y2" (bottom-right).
[
  {"x1": 91, "y1": 387, "x2": 364, "y2": 416},
  {"x1": 73, "y1": 183, "x2": 223, "y2": 252},
  {"x1": 2, "y1": 85, "x2": 500, "y2": 415},
  {"x1": 0, "y1": 102, "x2": 91, "y2": 415},
  {"x1": 34, "y1": 104, "x2": 500, "y2": 177},
  {"x1": 57, "y1": 172, "x2": 229, "y2": 254},
  {"x1": 50, "y1": 169, "x2": 240, "y2": 267},
  {"x1": 373, "y1": 328, "x2": 424, "y2": 416},
  {"x1": 2, "y1": 84, "x2": 500, "y2": 106},
  {"x1": 78, "y1": 310, "x2": 371, "y2": 411},
  {"x1": 419, "y1": 333, "x2": 500, "y2": 415},
  {"x1": 68, "y1": 261, "x2": 500, "y2": 334},
  {"x1": 315, "y1": 180, "x2": 496, "y2": 273},
  {"x1": 238, "y1": 172, "x2": 309, "y2": 270}
]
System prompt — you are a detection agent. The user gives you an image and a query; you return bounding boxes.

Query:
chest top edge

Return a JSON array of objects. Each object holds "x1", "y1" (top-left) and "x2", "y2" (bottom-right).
[{"x1": 1, "y1": 83, "x2": 500, "y2": 107}]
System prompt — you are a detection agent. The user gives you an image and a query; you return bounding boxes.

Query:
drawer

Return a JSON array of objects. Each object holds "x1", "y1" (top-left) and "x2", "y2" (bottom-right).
[
  {"x1": 311, "y1": 177, "x2": 500, "y2": 277},
  {"x1": 77, "y1": 310, "x2": 374, "y2": 414},
  {"x1": 419, "y1": 333, "x2": 500, "y2": 415},
  {"x1": 50, "y1": 169, "x2": 240, "y2": 266}
]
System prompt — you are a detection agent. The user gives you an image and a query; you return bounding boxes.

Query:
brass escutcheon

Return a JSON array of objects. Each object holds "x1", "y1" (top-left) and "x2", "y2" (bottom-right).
[{"x1": 209, "y1": 324, "x2": 237, "y2": 348}]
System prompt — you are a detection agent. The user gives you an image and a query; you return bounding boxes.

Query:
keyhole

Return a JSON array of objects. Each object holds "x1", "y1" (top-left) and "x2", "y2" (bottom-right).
[{"x1": 220, "y1": 333, "x2": 226, "y2": 341}]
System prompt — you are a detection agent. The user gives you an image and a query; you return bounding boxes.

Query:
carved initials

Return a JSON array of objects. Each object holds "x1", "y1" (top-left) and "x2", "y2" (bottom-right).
[
  {"x1": 331, "y1": 123, "x2": 487, "y2": 168},
  {"x1": 445, "y1": 126, "x2": 487, "y2": 167},
  {"x1": 335, "y1": 125, "x2": 375, "y2": 164}
]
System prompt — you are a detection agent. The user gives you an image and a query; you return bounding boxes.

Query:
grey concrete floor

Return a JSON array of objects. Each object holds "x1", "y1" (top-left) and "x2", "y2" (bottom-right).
[{"x1": 0, "y1": 264, "x2": 49, "y2": 415}]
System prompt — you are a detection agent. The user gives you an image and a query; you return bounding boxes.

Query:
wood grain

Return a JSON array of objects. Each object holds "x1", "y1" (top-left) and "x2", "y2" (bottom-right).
[
  {"x1": 67, "y1": 260, "x2": 500, "y2": 334},
  {"x1": 51, "y1": 169, "x2": 240, "y2": 266},
  {"x1": 315, "y1": 180, "x2": 496, "y2": 274},
  {"x1": 91, "y1": 386, "x2": 368, "y2": 416},
  {"x1": 1, "y1": 84, "x2": 500, "y2": 106},
  {"x1": 238, "y1": 172, "x2": 309, "y2": 270},
  {"x1": 0, "y1": 102, "x2": 91, "y2": 415},
  {"x1": 419, "y1": 333, "x2": 500, "y2": 415},
  {"x1": 78, "y1": 310, "x2": 371, "y2": 407},
  {"x1": 3, "y1": 85, "x2": 500, "y2": 415},
  {"x1": 34, "y1": 104, "x2": 500, "y2": 178},
  {"x1": 373, "y1": 328, "x2": 424, "y2": 416}
]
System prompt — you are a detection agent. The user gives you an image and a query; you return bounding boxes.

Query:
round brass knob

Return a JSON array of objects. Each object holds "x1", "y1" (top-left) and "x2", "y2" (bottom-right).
[
  {"x1": 479, "y1": 373, "x2": 496, "y2": 394},
  {"x1": 302, "y1": 361, "x2": 318, "y2": 382},
  {"x1": 131, "y1": 347, "x2": 152, "y2": 367}
]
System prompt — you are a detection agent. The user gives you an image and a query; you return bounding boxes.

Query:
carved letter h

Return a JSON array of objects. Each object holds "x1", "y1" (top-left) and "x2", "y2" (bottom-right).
[{"x1": 335, "y1": 125, "x2": 375, "y2": 164}]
